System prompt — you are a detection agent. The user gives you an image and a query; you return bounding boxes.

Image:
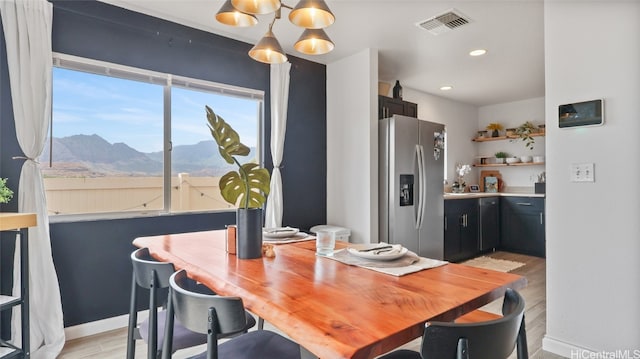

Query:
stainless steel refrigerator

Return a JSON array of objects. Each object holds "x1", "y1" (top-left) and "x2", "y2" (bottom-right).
[{"x1": 379, "y1": 115, "x2": 445, "y2": 259}]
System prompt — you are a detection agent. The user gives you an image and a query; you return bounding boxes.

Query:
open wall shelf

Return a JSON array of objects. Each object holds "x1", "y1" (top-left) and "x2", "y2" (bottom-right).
[
  {"x1": 472, "y1": 133, "x2": 545, "y2": 142},
  {"x1": 474, "y1": 162, "x2": 545, "y2": 167}
]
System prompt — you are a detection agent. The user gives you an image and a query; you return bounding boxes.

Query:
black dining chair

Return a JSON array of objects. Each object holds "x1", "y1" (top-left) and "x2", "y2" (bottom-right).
[
  {"x1": 126, "y1": 248, "x2": 256, "y2": 359},
  {"x1": 378, "y1": 288, "x2": 528, "y2": 359},
  {"x1": 161, "y1": 269, "x2": 302, "y2": 359}
]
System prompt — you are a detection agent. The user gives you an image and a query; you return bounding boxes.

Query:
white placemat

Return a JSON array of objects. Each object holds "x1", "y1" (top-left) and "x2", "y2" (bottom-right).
[
  {"x1": 325, "y1": 248, "x2": 448, "y2": 276},
  {"x1": 264, "y1": 233, "x2": 315, "y2": 244}
]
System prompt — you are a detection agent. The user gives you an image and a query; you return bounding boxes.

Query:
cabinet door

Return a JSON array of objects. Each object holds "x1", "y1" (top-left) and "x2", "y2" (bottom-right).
[
  {"x1": 379, "y1": 96, "x2": 405, "y2": 119},
  {"x1": 444, "y1": 204, "x2": 461, "y2": 260},
  {"x1": 378, "y1": 96, "x2": 418, "y2": 119},
  {"x1": 459, "y1": 200, "x2": 479, "y2": 260},
  {"x1": 405, "y1": 102, "x2": 418, "y2": 118},
  {"x1": 479, "y1": 197, "x2": 500, "y2": 251},
  {"x1": 444, "y1": 199, "x2": 479, "y2": 262},
  {"x1": 500, "y1": 197, "x2": 545, "y2": 257}
]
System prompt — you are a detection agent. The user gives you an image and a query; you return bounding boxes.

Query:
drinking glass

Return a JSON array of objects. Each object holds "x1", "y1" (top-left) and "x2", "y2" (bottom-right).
[{"x1": 315, "y1": 231, "x2": 335, "y2": 256}]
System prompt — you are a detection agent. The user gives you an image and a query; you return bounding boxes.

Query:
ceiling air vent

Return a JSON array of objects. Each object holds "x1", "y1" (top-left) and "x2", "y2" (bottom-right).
[{"x1": 416, "y1": 9, "x2": 472, "y2": 35}]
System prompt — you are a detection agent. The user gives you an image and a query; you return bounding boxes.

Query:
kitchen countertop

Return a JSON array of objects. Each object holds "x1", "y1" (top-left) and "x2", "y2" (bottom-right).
[{"x1": 444, "y1": 187, "x2": 545, "y2": 200}]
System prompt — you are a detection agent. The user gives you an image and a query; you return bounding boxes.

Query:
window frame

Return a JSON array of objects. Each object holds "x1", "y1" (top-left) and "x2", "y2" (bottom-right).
[{"x1": 49, "y1": 53, "x2": 265, "y2": 222}]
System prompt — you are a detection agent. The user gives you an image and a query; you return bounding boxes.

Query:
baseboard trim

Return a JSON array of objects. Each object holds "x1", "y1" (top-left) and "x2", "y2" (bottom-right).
[
  {"x1": 64, "y1": 310, "x2": 149, "y2": 341},
  {"x1": 543, "y1": 335, "x2": 596, "y2": 358}
]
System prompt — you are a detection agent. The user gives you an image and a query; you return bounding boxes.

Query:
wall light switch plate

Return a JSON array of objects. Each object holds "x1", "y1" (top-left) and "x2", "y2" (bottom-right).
[{"x1": 570, "y1": 163, "x2": 595, "y2": 182}]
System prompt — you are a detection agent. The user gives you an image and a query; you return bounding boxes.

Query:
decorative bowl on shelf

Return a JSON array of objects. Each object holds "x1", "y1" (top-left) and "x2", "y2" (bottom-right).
[
  {"x1": 520, "y1": 155, "x2": 533, "y2": 163},
  {"x1": 506, "y1": 157, "x2": 521, "y2": 164},
  {"x1": 533, "y1": 155, "x2": 545, "y2": 163}
]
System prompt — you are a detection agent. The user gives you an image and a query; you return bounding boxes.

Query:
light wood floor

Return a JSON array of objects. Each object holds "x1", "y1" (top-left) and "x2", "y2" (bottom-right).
[
  {"x1": 390, "y1": 251, "x2": 564, "y2": 359},
  {"x1": 59, "y1": 251, "x2": 566, "y2": 359}
]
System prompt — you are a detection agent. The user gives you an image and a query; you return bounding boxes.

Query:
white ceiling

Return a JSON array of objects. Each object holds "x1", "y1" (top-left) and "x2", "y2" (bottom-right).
[{"x1": 98, "y1": 0, "x2": 545, "y2": 107}]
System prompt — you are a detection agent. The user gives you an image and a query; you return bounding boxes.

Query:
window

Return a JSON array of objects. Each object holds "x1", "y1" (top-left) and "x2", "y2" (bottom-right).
[
  {"x1": 42, "y1": 54, "x2": 264, "y2": 219},
  {"x1": 170, "y1": 84, "x2": 261, "y2": 213}
]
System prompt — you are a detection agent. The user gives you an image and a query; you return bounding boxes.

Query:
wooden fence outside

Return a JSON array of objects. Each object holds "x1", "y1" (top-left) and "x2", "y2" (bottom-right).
[{"x1": 43, "y1": 173, "x2": 234, "y2": 215}]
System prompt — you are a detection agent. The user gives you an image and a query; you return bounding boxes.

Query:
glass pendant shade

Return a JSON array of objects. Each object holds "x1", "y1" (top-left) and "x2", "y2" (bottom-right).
[
  {"x1": 216, "y1": 0, "x2": 258, "y2": 27},
  {"x1": 231, "y1": 0, "x2": 281, "y2": 15},
  {"x1": 288, "y1": 0, "x2": 335, "y2": 29},
  {"x1": 249, "y1": 29, "x2": 288, "y2": 64},
  {"x1": 294, "y1": 28, "x2": 334, "y2": 55}
]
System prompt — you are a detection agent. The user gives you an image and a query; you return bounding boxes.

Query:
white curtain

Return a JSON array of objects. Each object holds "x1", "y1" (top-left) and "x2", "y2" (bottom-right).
[
  {"x1": 0, "y1": 0, "x2": 65, "y2": 358},
  {"x1": 264, "y1": 62, "x2": 291, "y2": 228}
]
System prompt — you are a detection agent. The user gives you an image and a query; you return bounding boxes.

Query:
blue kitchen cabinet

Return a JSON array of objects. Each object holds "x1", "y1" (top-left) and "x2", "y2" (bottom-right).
[{"x1": 500, "y1": 197, "x2": 545, "y2": 257}]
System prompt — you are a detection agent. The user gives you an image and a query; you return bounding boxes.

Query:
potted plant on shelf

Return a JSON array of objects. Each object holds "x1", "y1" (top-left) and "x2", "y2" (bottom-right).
[
  {"x1": 486, "y1": 123, "x2": 503, "y2": 137},
  {"x1": 494, "y1": 151, "x2": 509, "y2": 164},
  {"x1": 512, "y1": 121, "x2": 537, "y2": 150},
  {"x1": 206, "y1": 106, "x2": 270, "y2": 259}
]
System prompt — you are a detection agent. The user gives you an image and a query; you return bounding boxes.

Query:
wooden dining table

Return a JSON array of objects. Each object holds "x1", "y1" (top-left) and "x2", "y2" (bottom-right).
[{"x1": 133, "y1": 230, "x2": 527, "y2": 359}]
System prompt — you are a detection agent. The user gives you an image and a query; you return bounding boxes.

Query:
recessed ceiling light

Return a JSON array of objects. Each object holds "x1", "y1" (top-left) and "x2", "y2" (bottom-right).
[
  {"x1": 440, "y1": 86, "x2": 453, "y2": 91},
  {"x1": 469, "y1": 49, "x2": 487, "y2": 56}
]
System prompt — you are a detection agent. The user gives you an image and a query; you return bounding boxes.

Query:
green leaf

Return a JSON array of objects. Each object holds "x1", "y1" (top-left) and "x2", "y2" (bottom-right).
[
  {"x1": 219, "y1": 163, "x2": 271, "y2": 208},
  {"x1": 205, "y1": 105, "x2": 250, "y2": 164},
  {"x1": 0, "y1": 178, "x2": 13, "y2": 204},
  {"x1": 206, "y1": 105, "x2": 270, "y2": 208}
]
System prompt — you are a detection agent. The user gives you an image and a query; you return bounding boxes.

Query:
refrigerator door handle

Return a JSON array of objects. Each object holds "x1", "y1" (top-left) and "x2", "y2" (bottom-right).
[
  {"x1": 415, "y1": 144, "x2": 426, "y2": 229},
  {"x1": 415, "y1": 144, "x2": 423, "y2": 229},
  {"x1": 420, "y1": 144, "x2": 428, "y2": 228}
]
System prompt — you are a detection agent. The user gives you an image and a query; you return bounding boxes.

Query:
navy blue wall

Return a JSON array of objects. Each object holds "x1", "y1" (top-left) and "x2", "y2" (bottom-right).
[{"x1": 0, "y1": 0, "x2": 326, "y2": 327}]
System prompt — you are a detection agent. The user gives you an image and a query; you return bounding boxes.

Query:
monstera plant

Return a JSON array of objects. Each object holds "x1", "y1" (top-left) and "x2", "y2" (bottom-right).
[
  {"x1": 206, "y1": 105, "x2": 270, "y2": 259},
  {"x1": 206, "y1": 105, "x2": 270, "y2": 209}
]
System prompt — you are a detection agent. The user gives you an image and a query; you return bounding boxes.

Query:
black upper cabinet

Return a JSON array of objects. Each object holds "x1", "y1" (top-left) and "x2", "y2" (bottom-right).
[
  {"x1": 378, "y1": 95, "x2": 418, "y2": 119},
  {"x1": 500, "y1": 197, "x2": 545, "y2": 257},
  {"x1": 444, "y1": 199, "x2": 479, "y2": 262}
]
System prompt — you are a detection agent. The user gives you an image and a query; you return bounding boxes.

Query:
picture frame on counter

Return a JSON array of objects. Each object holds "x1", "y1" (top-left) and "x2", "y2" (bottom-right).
[
  {"x1": 484, "y1": 177, "x2": 498, "y2": 193},
  {"x1": 469, "y1": 184, "x2": 480, "y2": 193}
]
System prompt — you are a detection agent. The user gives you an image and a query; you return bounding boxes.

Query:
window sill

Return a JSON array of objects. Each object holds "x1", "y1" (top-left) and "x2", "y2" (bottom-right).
[{"x1": 48, "y1": 209, "x2": 235, "y2": 224}]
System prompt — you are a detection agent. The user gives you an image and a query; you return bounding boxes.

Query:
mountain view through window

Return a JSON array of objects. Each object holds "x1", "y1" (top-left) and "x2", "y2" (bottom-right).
[{"x1": 42, "y1": 65, "x2": 261, "y2": 217}]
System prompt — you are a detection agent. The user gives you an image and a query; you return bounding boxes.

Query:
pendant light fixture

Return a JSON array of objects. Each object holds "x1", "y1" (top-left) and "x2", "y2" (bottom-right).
[
  {"x1": 216, "y1": 0, "x2": 258, "y2": 27},
  {"x1": 294, "y1": 28, "x2": 334, "y2": 55},
  {"x1": 288, "y1": 0, "x2": 335, "y2": 29},
  {"x1": 231, "y1": 0, "x2": 281, "y2": 15},
  {"x1": 248, "y1": 15, "x2": 288, "y2": 64},
  {"x1": 215, "y1": 0, "x2": 336, "y2": 64}
]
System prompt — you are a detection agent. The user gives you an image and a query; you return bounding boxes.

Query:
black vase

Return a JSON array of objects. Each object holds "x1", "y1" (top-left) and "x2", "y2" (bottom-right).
[
  {"x1": 392, "y1": 80, "x2": 402, "y2": 99},
  {"x1": 236, "y1": 208, "x2": 263, "y2": 259}
]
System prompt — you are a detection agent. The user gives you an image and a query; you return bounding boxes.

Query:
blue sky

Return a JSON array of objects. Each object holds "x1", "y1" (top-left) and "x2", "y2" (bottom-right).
[{"x1": 52, "y1": 67, "x2": 260, "y2": 153}]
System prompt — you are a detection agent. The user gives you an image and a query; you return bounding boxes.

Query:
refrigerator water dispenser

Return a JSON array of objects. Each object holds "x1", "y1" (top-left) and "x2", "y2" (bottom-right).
[{"x1": 399, "y1": 174, "x2": 414, "y2": 206}]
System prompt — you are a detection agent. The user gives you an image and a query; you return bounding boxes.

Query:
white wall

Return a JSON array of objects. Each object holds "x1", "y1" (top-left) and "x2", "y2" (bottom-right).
[
  {"x1": 478, "y1": 97, "x2": 546, "y2": 187},
  {"x1": 543, "y1": 1, "x2": 640, "y2": 356},
  {"x1": 403, "y1": 88, "x2": 478, "y2": 187},
  {"x1": 326, "y1": 48, "x2": 378, "y2": 244},
  {"x1": 403, "y1": 89, "x2": 545, "y2": 189}
]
